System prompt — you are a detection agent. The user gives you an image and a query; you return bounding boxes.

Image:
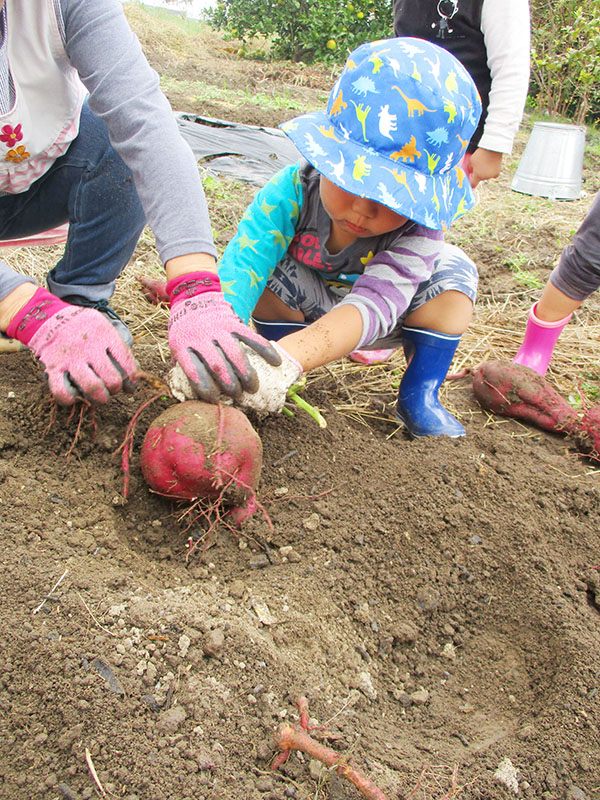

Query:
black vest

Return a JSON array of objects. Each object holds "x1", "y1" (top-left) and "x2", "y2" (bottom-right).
[{"x1": 393, "y1": 0, "x2": 490, "y2": 150}]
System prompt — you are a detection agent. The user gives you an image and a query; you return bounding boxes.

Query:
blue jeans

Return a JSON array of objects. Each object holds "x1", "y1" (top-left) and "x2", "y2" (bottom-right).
[{"x1": 0, "y1": 100, "x2": 146, "y2": 302}]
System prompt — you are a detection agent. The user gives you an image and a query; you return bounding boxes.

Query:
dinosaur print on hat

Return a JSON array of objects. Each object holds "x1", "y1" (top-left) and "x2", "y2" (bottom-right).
[{"x1": 280, "y1": 37, "x2": 482, "y2": 231}]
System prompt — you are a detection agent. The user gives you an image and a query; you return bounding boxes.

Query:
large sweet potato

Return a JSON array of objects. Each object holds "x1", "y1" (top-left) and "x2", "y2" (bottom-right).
[
  {"x1": 473, "y1": 361, "x2": 600, "y2": 464},
  {"x1": 576, "y1": 404, "x2": 600, "y2": 461},
  {"x1": 472, "y1": 360, "x2": 579, "y2": 434},
  {"x1": 140, "y1": 401, "x2": 262, "y2": 524}
]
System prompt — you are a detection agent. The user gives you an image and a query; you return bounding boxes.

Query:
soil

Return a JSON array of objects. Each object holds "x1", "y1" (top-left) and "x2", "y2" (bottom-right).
[{"x1": 1, "y1": 11, "x2": 600, "y2": 800}]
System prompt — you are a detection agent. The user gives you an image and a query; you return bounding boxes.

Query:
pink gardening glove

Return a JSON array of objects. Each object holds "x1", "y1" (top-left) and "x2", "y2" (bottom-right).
[
  {"x1": 167, "y1": 271, "x2": 282, "y2": 403},
  {"x1": 7, "y1": 287, "x2": 138, "y2": 405}
]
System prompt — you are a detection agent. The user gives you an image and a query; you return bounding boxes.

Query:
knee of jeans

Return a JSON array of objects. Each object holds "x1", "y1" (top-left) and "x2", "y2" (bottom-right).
[{"x1": 102, "y1": 153, "x2": 145, "y2": 226}]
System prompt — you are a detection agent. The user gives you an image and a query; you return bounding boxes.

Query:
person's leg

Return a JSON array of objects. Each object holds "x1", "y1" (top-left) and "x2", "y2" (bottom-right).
[
  {"x1": 251, "y1": 259, "x2": 336, "y2": 341},
  {"x1": 514, "y1": 191, "x2": 600, "y2": 374},
  {"x1": 512, "y1": 286, "x2": 577, "y2": 375},
  {"x1": 536, "y1": 282, "x2": 582, "y2": 321},
  {"x1": 396, "y1": 243, "x2": 477, "y2": 438},
  {"x1": 253, "y1": 286, "x2": 306, "y2": 323},
  {"x1": 403, "y1": 288, "x2": 473, "y2": 334},
  {"x1": 0, "y1": 101, "x2": 145, "y2": 344}
]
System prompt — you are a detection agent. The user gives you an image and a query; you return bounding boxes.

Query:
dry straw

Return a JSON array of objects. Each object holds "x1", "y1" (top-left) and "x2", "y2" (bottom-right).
[{"x1": 1, "y1": 124, "x2": 599, "y2": 428}]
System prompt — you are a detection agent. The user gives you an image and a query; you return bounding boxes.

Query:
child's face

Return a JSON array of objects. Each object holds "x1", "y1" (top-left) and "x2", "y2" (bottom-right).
[{"x1": 319, "y1": 176, "x2": 408, "y2": 240}]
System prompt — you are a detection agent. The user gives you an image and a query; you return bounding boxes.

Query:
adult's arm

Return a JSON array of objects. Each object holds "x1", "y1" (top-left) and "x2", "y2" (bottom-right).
[
  {"x1": 479, "y1": 0, "x2": 531, "y2": 155},
  {"x1": 61, "y1": 0, "x2": 216, "y2": 270}
]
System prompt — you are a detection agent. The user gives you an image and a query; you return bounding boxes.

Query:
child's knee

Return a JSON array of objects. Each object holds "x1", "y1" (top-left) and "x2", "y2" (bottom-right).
[
  {"x1": 405, "y1": 290, "x2": 473, "y2": 334},
  {"x1": 254, "y1": 287, "x2": 304, "y2": 322}
]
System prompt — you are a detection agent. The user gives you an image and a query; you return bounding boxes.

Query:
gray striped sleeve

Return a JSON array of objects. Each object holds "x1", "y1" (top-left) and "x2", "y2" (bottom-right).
[{"x1": 338, "y1": 226, "x2": 443, "y2": 346}]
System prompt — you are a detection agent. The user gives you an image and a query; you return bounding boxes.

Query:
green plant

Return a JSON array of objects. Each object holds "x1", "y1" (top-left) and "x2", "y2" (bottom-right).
[
  {"x1": 568, "y1": 374, "x2": 600, "y2": 409},
  {"x1": 159, "y1": 75, "x2": 315, "y2": 112},
  {"x1": 503, "y1": 253, "x2": 543, "y2": 289},
  {"x1": 529, "y1": 0, "x2": 600, "y2": 123},
  {"x1": 206, "y1": 0, "x2": 393, "y2": 63}
]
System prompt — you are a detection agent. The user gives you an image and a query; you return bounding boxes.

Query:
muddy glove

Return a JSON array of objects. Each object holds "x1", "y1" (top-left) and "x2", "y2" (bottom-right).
[
  {"x1": 6, "y1": 287, "x2": 138, "y2": 405},
  {"x1": 237, "y1": 341, "x2": 303, "y2": 414},
  {"x1": 168, "y1": 341, "x2": 302, "y2": 415},
  {"x1": 167, "y1": 271, "x2": 282, "y2": 403}
]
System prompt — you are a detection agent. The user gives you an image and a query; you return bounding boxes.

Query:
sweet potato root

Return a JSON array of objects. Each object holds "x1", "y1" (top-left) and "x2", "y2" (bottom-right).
[
  {"x1": 140, "y1": 401, "x2": 262, "y2": 522},
  {"x1": 273, "y1": 724, "x2": 389, "y2": 800},
  {"x1": 472, "y1": 360, "x2": 579, "y2": 434}
]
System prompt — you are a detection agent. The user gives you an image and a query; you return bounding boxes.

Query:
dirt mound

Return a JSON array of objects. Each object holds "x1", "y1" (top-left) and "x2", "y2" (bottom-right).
[{"x1": 1, "y1": 348, "x2": 599, "y2": 799}]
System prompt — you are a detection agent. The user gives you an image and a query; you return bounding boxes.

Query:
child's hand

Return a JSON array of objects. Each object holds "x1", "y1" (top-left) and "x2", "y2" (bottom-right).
[
  {"x1": 237, "y1": 342, "x2": 303, "y2": 414},
  {"x1": 467, "y1": 148, "x2": 503, "y2": 188},
  {"x1": 167, "y1": 341, "x2": 302, "y2": 415}
]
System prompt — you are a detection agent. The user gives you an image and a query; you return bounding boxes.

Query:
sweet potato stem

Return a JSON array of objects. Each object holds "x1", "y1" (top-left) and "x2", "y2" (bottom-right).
[
  {"x1": 288, "y1": 382, "x2": 327, "y2": 428},
  {"x1": 273, "y1": 723, "x2": 389, "y2": 800}
]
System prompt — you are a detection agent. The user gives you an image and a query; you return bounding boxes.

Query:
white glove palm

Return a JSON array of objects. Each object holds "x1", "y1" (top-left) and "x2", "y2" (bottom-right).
[{"x1": 168, "y1": 341, "x2": 302, "y2": 415}]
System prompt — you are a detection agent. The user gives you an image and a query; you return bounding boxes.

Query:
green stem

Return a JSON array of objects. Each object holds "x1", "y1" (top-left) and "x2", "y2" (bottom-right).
[{"x1": 287, "y1": 384, "x2": 327, "y2": 428}]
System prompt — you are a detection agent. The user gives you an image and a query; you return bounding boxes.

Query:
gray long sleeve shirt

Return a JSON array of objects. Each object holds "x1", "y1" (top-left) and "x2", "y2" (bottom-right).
[{"x1": 0, "y1": 0, "x2": 215, "y2": 300}]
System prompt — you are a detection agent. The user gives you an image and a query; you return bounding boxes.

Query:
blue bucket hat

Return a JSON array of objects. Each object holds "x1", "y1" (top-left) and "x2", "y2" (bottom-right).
[{"x1": 281, "y1": 37, "x2": 481, "y2": 231}]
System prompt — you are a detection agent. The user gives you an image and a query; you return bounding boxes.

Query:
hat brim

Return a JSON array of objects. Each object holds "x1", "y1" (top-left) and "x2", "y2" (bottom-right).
[{"x1": 281, "y1": 110, "x2": 475, "y2": 232}]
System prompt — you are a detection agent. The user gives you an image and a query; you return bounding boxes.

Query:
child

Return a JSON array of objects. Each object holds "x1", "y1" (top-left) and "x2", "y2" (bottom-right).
[
  {"x1": 0, "y1": 0, "x2": 276, "y2": 407},
  {"x1": 170, "y1": 37, "x2": 482, "y2": 438},
  {"x1": 513, "y1": 190, "x2": 600, "y2": 375},
  {"x1": 393, "y1": 0, "x2": 530, "y2": 189},
  {"x1": 354, "y1": 0, "x2": 529, "y2": 365}
]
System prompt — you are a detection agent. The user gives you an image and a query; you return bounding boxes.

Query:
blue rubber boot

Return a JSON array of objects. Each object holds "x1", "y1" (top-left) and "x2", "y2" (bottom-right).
[
  {"x1": 252, "y1": 317, "x2": 308, "y2": 341},
  {"x1": 396, "y1": 326, "x2": 465, "y2": 438}
]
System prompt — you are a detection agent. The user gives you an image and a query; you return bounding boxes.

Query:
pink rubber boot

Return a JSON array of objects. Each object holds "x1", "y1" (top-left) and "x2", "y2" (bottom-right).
[
  {"x1": 349, "y1": 348, "x2": 395, "y2": 365},
  {"x1": 513, "y1": 302, "x2": 572, "y2": 376}
]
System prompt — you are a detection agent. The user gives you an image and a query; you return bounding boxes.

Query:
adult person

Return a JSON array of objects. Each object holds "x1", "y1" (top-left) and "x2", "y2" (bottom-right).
[
  {"x1": 0, "y1": 0, "x2": 277, "y2": 405},
  {"x1": 393, "y1": 0, "x2": 530, "y2": 188}
]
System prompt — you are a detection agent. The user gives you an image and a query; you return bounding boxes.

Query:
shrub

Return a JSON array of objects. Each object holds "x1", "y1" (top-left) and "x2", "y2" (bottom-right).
[
  {"x1": 206, "y1": 0, "x2": 393, "y2": 63},
  {"x1": 529, "y1": 0, "x2": 600, "y2": 123},
  {"x1": 207, "y1": 0, "x2": 600, "y2": 124}
]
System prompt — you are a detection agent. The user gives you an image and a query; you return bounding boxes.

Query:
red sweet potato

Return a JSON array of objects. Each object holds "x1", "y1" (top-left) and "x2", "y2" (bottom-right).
[
  {"x1": 576, "y1": 405, "x2": 600, "y2": 461},
  {"x1": 472, "y1": 360, "x2": 580, "y2": 434},
  {"x1": 137, "y1": 275, "x2": 169, "y2": 305},
  {"x1": 140, "y1": 401, "x2": 262, "y2": 524}
]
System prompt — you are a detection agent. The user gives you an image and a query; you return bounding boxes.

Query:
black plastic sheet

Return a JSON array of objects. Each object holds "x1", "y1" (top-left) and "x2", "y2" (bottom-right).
[{"x1": 175, "y1": 112, "x2": 300, "y2": 185}]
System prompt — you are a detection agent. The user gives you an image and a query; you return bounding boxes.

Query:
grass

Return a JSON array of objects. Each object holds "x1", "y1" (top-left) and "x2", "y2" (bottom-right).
[
  {"x1": 160, "y1": 75, "x2": 313, "y2": 112},
  {"x1": 502, "y1": 253, "x2": 543, "y2": 289},
  {"x1": 124, "y1": 2, "x2": 207, "y2": 34}
]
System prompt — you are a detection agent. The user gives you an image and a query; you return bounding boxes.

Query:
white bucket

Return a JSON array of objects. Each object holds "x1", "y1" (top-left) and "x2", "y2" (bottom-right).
[{"x1": 511, "y1": 122, "x2": 586, "y2": 200}]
